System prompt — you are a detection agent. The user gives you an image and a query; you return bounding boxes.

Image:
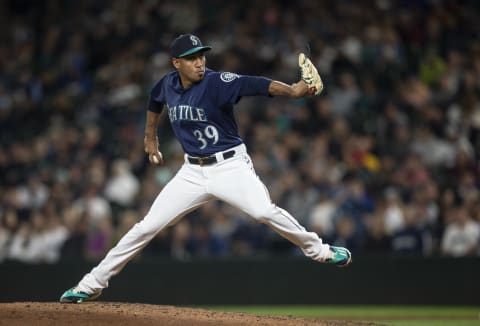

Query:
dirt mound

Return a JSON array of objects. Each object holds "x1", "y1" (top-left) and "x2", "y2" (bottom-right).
[{"x1": 0, "y1": 302, "x2": 380, "y2": 326}]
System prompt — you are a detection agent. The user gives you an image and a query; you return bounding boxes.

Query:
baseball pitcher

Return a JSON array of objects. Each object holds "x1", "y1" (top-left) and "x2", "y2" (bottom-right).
[{"x1": 60, "y1": 34, "x2": 351, "y2": 303}]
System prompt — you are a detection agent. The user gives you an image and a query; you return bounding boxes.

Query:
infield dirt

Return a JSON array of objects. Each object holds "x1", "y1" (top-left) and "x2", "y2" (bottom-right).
[{"x1": 0, "y1": 302, "x2": 382, "y2": 325}]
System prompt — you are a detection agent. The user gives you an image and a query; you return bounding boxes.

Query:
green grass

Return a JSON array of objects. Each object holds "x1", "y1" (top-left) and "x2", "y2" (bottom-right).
[
  {"x1": 385, "y1": 322, "x2": 480, "y2": 326},
  {"x1": 204, "y1": 305, "x2": 480, "y2": 326}
]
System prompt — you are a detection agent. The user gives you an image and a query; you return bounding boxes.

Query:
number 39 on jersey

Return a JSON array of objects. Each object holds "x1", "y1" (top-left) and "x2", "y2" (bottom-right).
[{"x1": 193, "y1": 125, "x2": 219, "y2": 149}]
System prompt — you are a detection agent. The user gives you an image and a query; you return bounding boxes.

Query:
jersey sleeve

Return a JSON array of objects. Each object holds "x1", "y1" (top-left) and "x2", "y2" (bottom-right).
[
  {"x1": 147, "y1": 79, "x2": 165, "y2": 113},
  {"x1": 212, "y1": 72, "x2": 272, "y2": 104}
]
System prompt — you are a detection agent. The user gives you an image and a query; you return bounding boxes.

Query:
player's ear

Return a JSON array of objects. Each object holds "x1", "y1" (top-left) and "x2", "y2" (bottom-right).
[{"x1": 172, "y1": 58, "x2": 180, "y2": 69}]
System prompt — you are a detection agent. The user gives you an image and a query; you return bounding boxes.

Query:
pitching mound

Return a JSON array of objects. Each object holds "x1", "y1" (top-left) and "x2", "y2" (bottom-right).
[{"x1": 0, "y1": 302, "x2": 379, "y2": 326}]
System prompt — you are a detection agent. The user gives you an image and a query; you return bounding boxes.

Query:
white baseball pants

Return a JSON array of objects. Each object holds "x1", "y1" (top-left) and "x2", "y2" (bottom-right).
[{"x1": 78, "y1": 144, "x2": 330, "y2": 293}]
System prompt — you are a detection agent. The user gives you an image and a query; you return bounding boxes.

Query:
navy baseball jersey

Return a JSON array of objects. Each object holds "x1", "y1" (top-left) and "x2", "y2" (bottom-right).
[{"x1": 147, "y1": 69, "x2": 272, "y2": 156}]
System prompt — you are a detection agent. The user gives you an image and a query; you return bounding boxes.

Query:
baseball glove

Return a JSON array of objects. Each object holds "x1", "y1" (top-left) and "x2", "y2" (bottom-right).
[{"x1": 299, "y1": 53, "x2": 324, "y2": 96}]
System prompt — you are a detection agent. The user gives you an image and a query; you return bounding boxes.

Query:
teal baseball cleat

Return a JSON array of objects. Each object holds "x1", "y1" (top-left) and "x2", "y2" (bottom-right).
[
  {"x1": 59, "y1": 286, "x2": 102, "y2": 303},
  {"x1": 326, "y1": 246, "x2": 352, "y2": 267}
]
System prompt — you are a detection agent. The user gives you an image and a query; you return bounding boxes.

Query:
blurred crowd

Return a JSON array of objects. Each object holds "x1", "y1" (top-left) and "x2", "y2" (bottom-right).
[{"x1": 1, "y1": 0, "x2": 480, "y2": 264}]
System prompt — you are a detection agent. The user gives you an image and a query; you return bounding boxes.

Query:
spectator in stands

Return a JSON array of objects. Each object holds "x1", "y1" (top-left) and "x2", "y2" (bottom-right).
[
  {"x1": 441, "y1": 205, "x2": 480, "y2": 257},
  {"x1": 391, "y1": 205, "x2": 432, "y2": 256}
]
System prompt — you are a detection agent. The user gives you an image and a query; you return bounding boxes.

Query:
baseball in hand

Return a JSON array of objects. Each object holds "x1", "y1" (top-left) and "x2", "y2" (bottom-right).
[{"x1": 151, "y1": 152, "x2": 162, "y2": 164}]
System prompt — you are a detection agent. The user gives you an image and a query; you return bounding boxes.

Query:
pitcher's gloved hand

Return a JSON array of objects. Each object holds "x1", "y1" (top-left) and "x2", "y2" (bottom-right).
[{"x1": 298, "y1": 53, "x2": 324, "y2": 96}]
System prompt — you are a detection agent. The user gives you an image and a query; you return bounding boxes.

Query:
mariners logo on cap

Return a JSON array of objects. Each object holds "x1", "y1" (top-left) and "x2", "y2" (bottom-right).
[{"x1": 190, "y1": 35, "x2": 199, "y2": 46}]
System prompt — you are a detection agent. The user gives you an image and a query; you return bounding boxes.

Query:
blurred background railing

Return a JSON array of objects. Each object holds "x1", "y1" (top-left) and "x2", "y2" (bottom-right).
[{"x1": 2, "y1": 256, "x2": 479, "y2": 305}]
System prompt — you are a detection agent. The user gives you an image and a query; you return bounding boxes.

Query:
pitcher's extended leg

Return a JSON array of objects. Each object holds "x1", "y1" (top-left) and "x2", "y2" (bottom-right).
[
  {"x1": 208, "y1": 155, "x2": 332, "y2": 262},
  {"x1": 77, "y1": 165, "x2": 211, "y2": 293}
]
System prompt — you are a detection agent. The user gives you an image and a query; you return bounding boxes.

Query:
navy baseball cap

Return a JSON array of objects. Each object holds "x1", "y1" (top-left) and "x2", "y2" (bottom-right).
[{"x1": 170, "y1": 34, "x2": 212, "y2": 58}]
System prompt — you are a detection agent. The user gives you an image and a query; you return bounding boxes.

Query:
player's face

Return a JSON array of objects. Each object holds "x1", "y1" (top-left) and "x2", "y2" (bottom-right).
[{"x1": 173, "y1": 52, "x2": 206, "y2": 88}]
